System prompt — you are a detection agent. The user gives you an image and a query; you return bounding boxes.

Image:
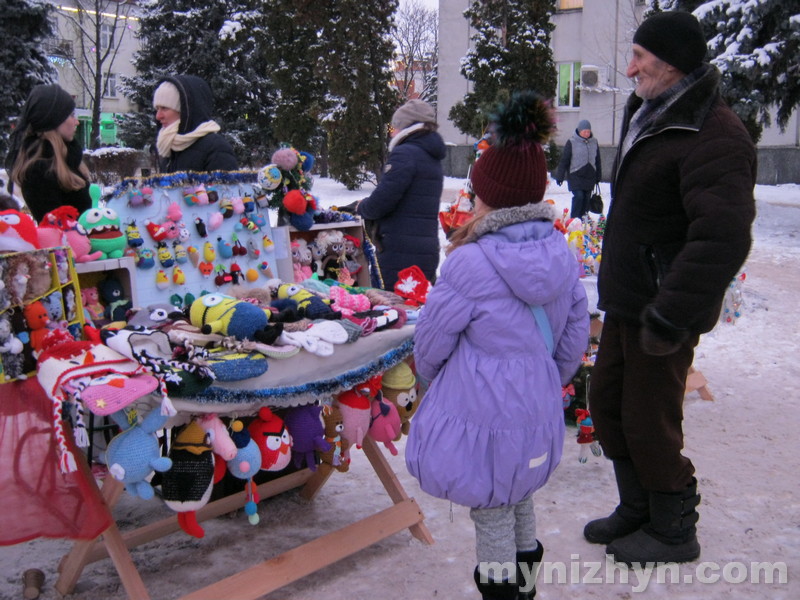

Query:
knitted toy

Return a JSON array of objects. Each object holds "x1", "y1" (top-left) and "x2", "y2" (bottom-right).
[
  {"x1": 0, "y1": 314, "x2": 25, "y2": 381},
  {"x1": 226, "y1": 420, "x2": 263, "y2": 525},
  {"x1": 394, "y1": 265, "x2": 431, "y2": 306},
  {"x1": 98, "y1": 277, "x2": 131, "y2": 321},
  {"x1": 0, "y1": 262, "x2": 9, "y2": 312},
  {"x1": 81, "y1": 287, "x2": 105, "y2": 321},
  {"x1": 78, "y1": 207, "x2": 126, "y2": 259},
  {"x1": 248, "y1": 407, "x2": 292, "y2": 472},
  {"x1": 283, "y1": 405, "x2": 331, "y2": 472},
  {"x1": 162, "y1": 420, "x2": 215, "y2": 538},
  {"x1": 315, "y1": 229, "x2": 346, "y2": 281},
  {"x1": 0, "y1": 209, "x2": 39, "y2": 252},
  {"x1": 41, "y1": 290, "x2": 64, "y2": 323},
  {"x1": 127, "y1": 303, "x2": 180, "y2": 329},
  {"x1": 188, "y1": 293, "x2": 283, "y2": 345},
  {"x1": 368, "y1": 392, "x2": 402, "y2": 456},
  {"x1": 290, "y1": 239, "x2": 312, "y2": 282},
  {"x1": 328, "y1": 285, "x2": 370, "y2": 317},
  {"x1": 320, "y1": 404, "x2": 350, "y2": 472},
  {"x1": 125, "y1": 221, "x2": 144, "y2": 247},
  {"x1": 7, "y1": 258, "x2": 30, "y2": 306},
  {"x1": 105, "y1": 407, "x2": 173, "y2": 499},
  {"x1": 76, "y1": 372, "x2": 160, "y2": 417},
  {"x1": 574, "y1": 409, "x2": 602, "y2": 464},
  {"x1": 343, "y1": 234, "x2": 363, "y2": 277},
  {"x1": 381, "y1": 361, "x2": 420, "y2": 438},
  {"x1": 23, "y1": 300, "x2": 50, "y2": 355},
  {"x1": 276, "y1": 283, "x2": 339, "y2": 320},
  {"x1": 336, "y1": 379, "x2": 376, "y2": 461}
]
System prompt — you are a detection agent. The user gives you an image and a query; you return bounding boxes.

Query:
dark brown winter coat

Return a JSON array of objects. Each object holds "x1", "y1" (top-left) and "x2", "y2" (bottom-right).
[{"x1": 598, "y1": 65, "x2": 756, "y2": 334}]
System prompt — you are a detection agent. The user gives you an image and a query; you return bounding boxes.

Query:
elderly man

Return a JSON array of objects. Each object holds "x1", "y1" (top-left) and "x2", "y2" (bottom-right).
[{"x1": 585, "y1": 11, "x2": 756, "y2": 565}]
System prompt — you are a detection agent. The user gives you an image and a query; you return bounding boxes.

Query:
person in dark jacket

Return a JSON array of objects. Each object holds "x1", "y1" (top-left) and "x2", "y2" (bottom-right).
[
  {"x1": 5, "y1": 84, "x2": 92, "y2": 222},
  {"x1": 554, "y1": 119, "x2": 602, "y2": 219},
  {"x1": 585, "y1": 12, "x2": 756, "y2": 567},
  {"x1": 354, "y1": 99, "x2": 445, "y2": 289},
  {"x1": 152, "y1": 75, "x2": 238, "y2": 173}
]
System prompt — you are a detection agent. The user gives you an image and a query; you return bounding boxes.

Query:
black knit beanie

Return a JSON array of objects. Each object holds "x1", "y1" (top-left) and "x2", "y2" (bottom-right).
[{"x1": 633, "y1": 11, "x2": 707, "y2": 75}]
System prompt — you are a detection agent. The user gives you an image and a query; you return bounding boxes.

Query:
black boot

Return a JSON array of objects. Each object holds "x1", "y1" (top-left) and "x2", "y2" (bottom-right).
[
  {"x1": 584, "y1": 458, "x2": 649, "y2": 544},
  {"x1": 516, "y1": 541, "x2": 544, "y2": 599},
  {"x1": 474, "y1": 566, "x2": 518, "y2": 600},
  {"x1": 607, "y1": 478, "x2": 701, "y2": 566}
]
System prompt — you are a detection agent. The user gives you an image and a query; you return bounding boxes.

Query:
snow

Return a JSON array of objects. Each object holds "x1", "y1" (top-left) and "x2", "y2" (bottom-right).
[{"x1": 1, "y1": 177, "x2": 798, "y2": 599}]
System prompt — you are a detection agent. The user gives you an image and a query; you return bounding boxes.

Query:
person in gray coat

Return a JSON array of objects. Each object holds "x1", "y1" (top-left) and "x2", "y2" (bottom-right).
[{"x1": 554, "y1": 119, "x2": 602, "y2": 219}]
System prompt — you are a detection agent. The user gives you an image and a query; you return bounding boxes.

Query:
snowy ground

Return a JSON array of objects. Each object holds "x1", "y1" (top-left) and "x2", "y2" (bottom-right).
[{"x1": 1, "y1": 177, "x2": 798, "y2": 599}]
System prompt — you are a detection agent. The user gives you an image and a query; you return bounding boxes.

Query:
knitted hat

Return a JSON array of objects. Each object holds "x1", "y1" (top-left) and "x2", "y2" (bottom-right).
[
  {"x1": 78, "y1": 373, "x2": 160, "y2": 416},
  {"x1": 382, "y1": 361, "x2": 416, "y2": 390},
  {"x1": 391, "y1": 100, "x2": 436, "y2": 131},
  {"x1": 633, "y1": 11, "x2": 707, "y2": 74},
  {"x1": 22, "y1": 84, "x2": 75, "y2": 133},
  {"x1": 470, "y1": 91, "x2": 555, "y2": 209},
  {"x1": 577, "y1": 119, "x2": 592, "y2": 131},
  {"x1": 152, "y1": 81, "x2": 181, "y2": 112}
]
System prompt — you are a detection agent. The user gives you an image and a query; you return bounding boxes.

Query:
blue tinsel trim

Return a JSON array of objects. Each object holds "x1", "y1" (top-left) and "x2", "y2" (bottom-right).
[
  {"x1": 194, "y1": 338, "x2": 414, "y2": 404},
  {"x1": 107, "y1": 170, "x2": 259, "y2": 200},
  {"x1": 361, "y1": 233, "x2": 384, "y2": 290}
]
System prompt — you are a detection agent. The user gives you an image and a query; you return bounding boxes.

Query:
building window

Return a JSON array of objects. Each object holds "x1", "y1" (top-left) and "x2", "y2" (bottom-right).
[
  {"x1": 559, "y1": 0, "x2": 583, "y2": 9},
  {"x1": 557, "y1": 62, "x2": 581, "y2": 108},
  {"x1": 100, "y1": 24, "x2": 114, "y2": 50},
  {"x1": 104, "y1": 73, "x2": 117, "y2": 97}
]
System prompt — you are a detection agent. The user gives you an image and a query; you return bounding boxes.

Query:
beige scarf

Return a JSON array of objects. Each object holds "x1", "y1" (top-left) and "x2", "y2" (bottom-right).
[{"x1": 156, "y1": 120, "x2": 221, "y2": 158}]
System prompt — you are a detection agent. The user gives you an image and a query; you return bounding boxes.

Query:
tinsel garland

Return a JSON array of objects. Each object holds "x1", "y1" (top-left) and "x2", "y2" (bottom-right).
[
  {"x1": 107, "y1": 170, "x2": 259, "y2": 200},
  {"x1": 361, "y1": 233, "x2": 384, "y2": 290}
]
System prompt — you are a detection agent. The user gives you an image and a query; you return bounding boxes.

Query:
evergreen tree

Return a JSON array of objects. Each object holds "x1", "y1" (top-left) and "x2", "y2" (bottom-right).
[
  {"x1": 1, "y1": 0, "x2": 55, "y2": 158},
  {"x1": 120, "y1": 0, "x2": 276, "y2": 165},
  {"x1": 321, "y1": 0, "x2": 399, "y2": 189},
  {"x1": 450, "y1": 0, "x2": 556, "y2": 139},
  {"x1": 656, "y1": 1, "x2": 799, "y2": 143}
]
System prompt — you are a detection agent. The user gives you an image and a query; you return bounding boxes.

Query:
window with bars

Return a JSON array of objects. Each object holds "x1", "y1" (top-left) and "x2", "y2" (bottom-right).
[
  {"x1": 100, "y1": 24, "x2": 114, "y2": 50},
  {"x1": 104, "y1": 73, "x2": 117, "y2": 98},
  {"x1": 556, "y1": 62, "x2": 581, "y2": 108}
]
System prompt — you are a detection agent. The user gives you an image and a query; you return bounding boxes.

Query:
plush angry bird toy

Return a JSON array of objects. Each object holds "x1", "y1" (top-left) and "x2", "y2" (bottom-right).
[
  {"x1": 188, "y1": 293, "x2": 283, "y2": 344},
  {"x1": 0, "y1": 210, "x2": 40, "y2": 252},
  {"x1": 248, "y1": 407, "x2": 292, "y2": 471},
  {"x1": 78, "y1": 207, "x2": 126, "y2": 258}
]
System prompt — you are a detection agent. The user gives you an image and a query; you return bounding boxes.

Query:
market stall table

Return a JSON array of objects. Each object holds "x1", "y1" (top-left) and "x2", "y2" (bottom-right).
[{"x1": 54, "y1": 325, "x2": 433, "y2": 600}]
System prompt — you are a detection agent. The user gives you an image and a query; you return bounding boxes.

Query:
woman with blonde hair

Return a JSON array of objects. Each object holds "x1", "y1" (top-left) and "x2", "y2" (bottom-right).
[{"x1": 5, "y1": 84, "x2": 92, "y2": 222}]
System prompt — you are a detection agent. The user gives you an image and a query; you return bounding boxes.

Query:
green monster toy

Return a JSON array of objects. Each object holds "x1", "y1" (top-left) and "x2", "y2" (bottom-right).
[{"x1": 78, "y1": 206, "x2": 127, "y2": 259}]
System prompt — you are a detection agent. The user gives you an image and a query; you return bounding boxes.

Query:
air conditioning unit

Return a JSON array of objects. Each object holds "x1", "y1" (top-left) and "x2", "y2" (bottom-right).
[{"x1": 580, "y1": 65, "x2": 606, "y2": 90}]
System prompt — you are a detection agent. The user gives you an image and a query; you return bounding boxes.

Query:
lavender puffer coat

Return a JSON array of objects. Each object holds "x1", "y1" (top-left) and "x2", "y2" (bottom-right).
[{"x1": 406, "y1": 203, "x2": 589, "y2": 509}]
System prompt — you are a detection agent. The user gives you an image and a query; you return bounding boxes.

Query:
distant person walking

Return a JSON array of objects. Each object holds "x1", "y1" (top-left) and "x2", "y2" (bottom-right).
[{"x1": 554, "y1": 119, "x2": 601, "y2": 219}]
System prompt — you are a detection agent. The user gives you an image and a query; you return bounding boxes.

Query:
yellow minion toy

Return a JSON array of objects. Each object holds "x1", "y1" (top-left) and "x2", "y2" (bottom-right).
[{"x1": 189, "y1": 294, "x2": 282, "y2": 344}]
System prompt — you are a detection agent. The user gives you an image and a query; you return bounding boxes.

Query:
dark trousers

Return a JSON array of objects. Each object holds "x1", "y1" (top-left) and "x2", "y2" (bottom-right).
[
  {"x1": 589, "y1": 316, "x2": 699, "y2": 492},
  {"x1": 570, "y1": 189, "x2": 590, "y2": 219}
]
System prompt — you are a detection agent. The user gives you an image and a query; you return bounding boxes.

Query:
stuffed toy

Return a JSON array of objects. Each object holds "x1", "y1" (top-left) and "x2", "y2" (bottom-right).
[
  {"x1": 136, "y1": 247, "x2": 155, "y2": 270},
  {"x1": 125, "y1": 221, "x2": 144, "y2": 247},
  {"x1": 0, "y1": 209, "x2": 40, "y2": 252},
  {"x1": 290, "y1": 239, "x2": 312, "y2": 283},
  {"x1": 336, "y1": 379, "x2": 378, "y2": 461},
  {"x1": 106, "y1": 408, "x2": 173, "y2": 499},
  {"x1": 162, "y1": 420, "x2": 215, "y2": 538},
  {"x1": 41, "y1": 290, "x2": 64, "y2": 324},
  {"x1": 276, "y1": 283, "x2": 339, "y2": 320},
  {"x1": 156, "y1": 241, "x2": 174, "y2": 268},
  {"x1": 98, "y1": 277, "x2": 131, "y2": 321},
  {"x1": 257, "y1": 163, "x2": 283, "y2": 191},
  {"x1": 78, "y1": 207, "x2": 126, "y2": 259},
  {"x1": 81, "y1": 287, "x2": 105, "y2": 321},
  {"x1": 53, "y1": 248, "x2": 69, "y2": 284},
  {"x1": 315, "y1": 229, "x2": 346, "y2": 281},
  {"x1": 0, "y1": 262, "x2": 9, "y2": 311},
  {"x1": 283, "y1": 405, "x2": 331, "y2": 472},
  {"x1": 23, "y1": 300, "x2": 50, "y2": 355},
  {"x1": 188, "y1": 293, "x2": 283, "y2": 345},
  {"x1": 381, "y1": 361, "x2": 420, "y2": 438},
  {"x1": 248, "y1": 407, "x2": 292, "y2": 471},
  {"x1": 199, "y1": 413, "x2": 236, "y2": 485},
  {"x1": 64, "y1": 287, "x2": 77, "y2": 321},
  {"x1": 0, "y1": 314, "x2": 25, "y2": 381},
  {"x1": 7, "y1": 258, "x2": 30, "y2": 306},
  {"x1": 394, "y1": 265, "x2": 431, "y2": 306},
  {"x1": 320, "y1": 404, "x2": 350, "y2": 472},
  {"x1": 307, "y1": 240, "x2": 325, "y2": 277},
  {"x1": 367, "y1": 392, "x2": 402, "y2": 456},
  {"x1": 342, "y1": 234, "x2": 363, "y2": 279},
  {"x1": 226, "y1": 420, "x2": 263, "y2": 525}
]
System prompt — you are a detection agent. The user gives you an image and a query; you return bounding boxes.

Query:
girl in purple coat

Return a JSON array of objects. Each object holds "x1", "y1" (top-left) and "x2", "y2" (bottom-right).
[{"x1": 406, "y1": 92, "x2": 589, "y2": 600}]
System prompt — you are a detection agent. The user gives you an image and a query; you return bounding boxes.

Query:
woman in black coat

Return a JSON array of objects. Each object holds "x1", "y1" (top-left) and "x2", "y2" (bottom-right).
[
  {"x1": 5, "y1": 84, "x2": 92, "y2": 222},
  {"x1": 153, "y1": 75, "x2": 238, "y2": 173},
  {"x1": 355, "y1": 100, "x2": 445, "y2": 289}
]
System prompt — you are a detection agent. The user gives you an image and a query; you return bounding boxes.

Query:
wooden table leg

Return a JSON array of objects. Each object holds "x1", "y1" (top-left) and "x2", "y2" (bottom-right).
[{"x1": 361, "y1": 435, "x2": 434, "y2": 545}]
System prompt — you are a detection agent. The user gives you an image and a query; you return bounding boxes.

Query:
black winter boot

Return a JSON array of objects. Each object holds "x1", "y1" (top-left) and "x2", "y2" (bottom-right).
[
  {"x1": 474, "y1": 566, "x2": 519, "y2": 600},
  {"x1": 607, "y1": 478, "x2": 701, "y2": 566},
  {"x1": 516, "y1": 540, "x2": 544, "y2": 599},
  {"x1": 584, "y1": 458, "x2": 649, "y2": 544}
]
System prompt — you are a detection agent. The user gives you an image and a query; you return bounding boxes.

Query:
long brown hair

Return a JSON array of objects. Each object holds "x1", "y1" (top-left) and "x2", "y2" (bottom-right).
[
  {"x1": 11, "y1": 129, "x2": 89, "y2": 192},
  {"x1": 445, "y1": 198, "x2": 492, "y2": 255}
]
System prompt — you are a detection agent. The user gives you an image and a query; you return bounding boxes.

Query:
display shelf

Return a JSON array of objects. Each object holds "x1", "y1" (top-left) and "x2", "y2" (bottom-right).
[{"x1": 75, "y1": 257, "x2": 139, "y2": 308}]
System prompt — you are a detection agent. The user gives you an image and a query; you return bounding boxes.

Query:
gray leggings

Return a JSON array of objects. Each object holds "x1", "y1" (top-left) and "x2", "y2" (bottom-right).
[{"x1": 470, "y1": 495, "x2": 537, "y2": 567}]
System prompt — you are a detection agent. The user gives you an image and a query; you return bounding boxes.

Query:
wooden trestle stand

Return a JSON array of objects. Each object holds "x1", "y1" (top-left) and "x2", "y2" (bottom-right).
[{"x1": 55, "y1": 435, "x2": 433, "y2": 600}]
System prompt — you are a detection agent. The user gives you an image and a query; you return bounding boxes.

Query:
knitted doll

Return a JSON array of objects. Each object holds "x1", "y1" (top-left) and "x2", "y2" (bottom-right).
[
  {"x1": 367, "y1": 392, "x2": 402, "y2": 456},
  {"x1": 23, "y1": 300, "x2": 50, "y2": 356},
  {"x1": 320, "y1": 404, "x2": 350, "y2": 472},
  {"x1": 81, "y1": 287, "x2": 105, "y2": 321},
  {"x1": 283, "y1": 405, "x2": 331, "y2": 472},
  {"x1": 248, "y1": 407, "x2": 292, "y2": 471},
  {"x1": 0, "y1": 314, "x2": 25, "y2": 380},
  {"x1": 381, "y1": 361, "x2": 420, "y2": 438},
  {"x1": 226, "y1": 420, "x2": 263, "y2": 525},
  {"x1": 161, "y1": 420, "x2": 215, "y2": 539},
  {"x1": 336, "y1": 381, "x2": 374, "y2": 461},
  {"x1": 98, "y1": 278, "x2": 131, "y2": 321}
]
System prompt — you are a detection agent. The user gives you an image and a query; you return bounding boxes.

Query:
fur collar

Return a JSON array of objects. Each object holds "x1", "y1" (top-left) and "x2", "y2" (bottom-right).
[
  {"x1": 465, "y1": 202, "x2": 556, "y2": 244},
  {"x1": 389, "y1": 122, "x2": 427, "y2": 151}
]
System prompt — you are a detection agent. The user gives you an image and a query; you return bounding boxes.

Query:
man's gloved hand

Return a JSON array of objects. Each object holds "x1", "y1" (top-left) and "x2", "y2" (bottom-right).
[
  {"x1": 640, "y1": 305, "x2": 689, "y2": 356},
  {"x1": 334, "y1": 200, "x2": 360, "y2": 214}
]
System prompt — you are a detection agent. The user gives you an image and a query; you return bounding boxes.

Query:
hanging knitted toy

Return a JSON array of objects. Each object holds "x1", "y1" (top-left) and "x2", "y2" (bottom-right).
[
  {"x1": 336, "y1": 382, "x2": 374, "y2": 461},
  {"x1": 162, "y1": 420, "x2": 215, "y2": 538},
  {"x1": 367, "y1": 391, "x2": 402, "y2": 455},
  {"x1": 574, "y1": 409, "x2": 602, "y2": 464},
  {"x1": 248, "y1": 407, "x2": 292, "y2": 472},
  {"x1": 283, "y1": 405, "x2": 331, "y2": 472},
  {"x1": 226, "y1": 420, "x2": 262, "y2": 525},
  {"x1": 320, "y1": 404, "x2": 350, "y2": 472},
  {"x1": 381, "y1": 360, "x2": 420, "y2": 438}
]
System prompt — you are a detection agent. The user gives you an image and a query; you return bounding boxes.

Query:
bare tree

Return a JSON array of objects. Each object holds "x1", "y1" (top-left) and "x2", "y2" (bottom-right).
[
  {"x1": 392, "y1": 1, "x2": 438, "y2": 105},
  {"x1": 57, "y1": 0, "x2": 134, "y2": 149}
]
